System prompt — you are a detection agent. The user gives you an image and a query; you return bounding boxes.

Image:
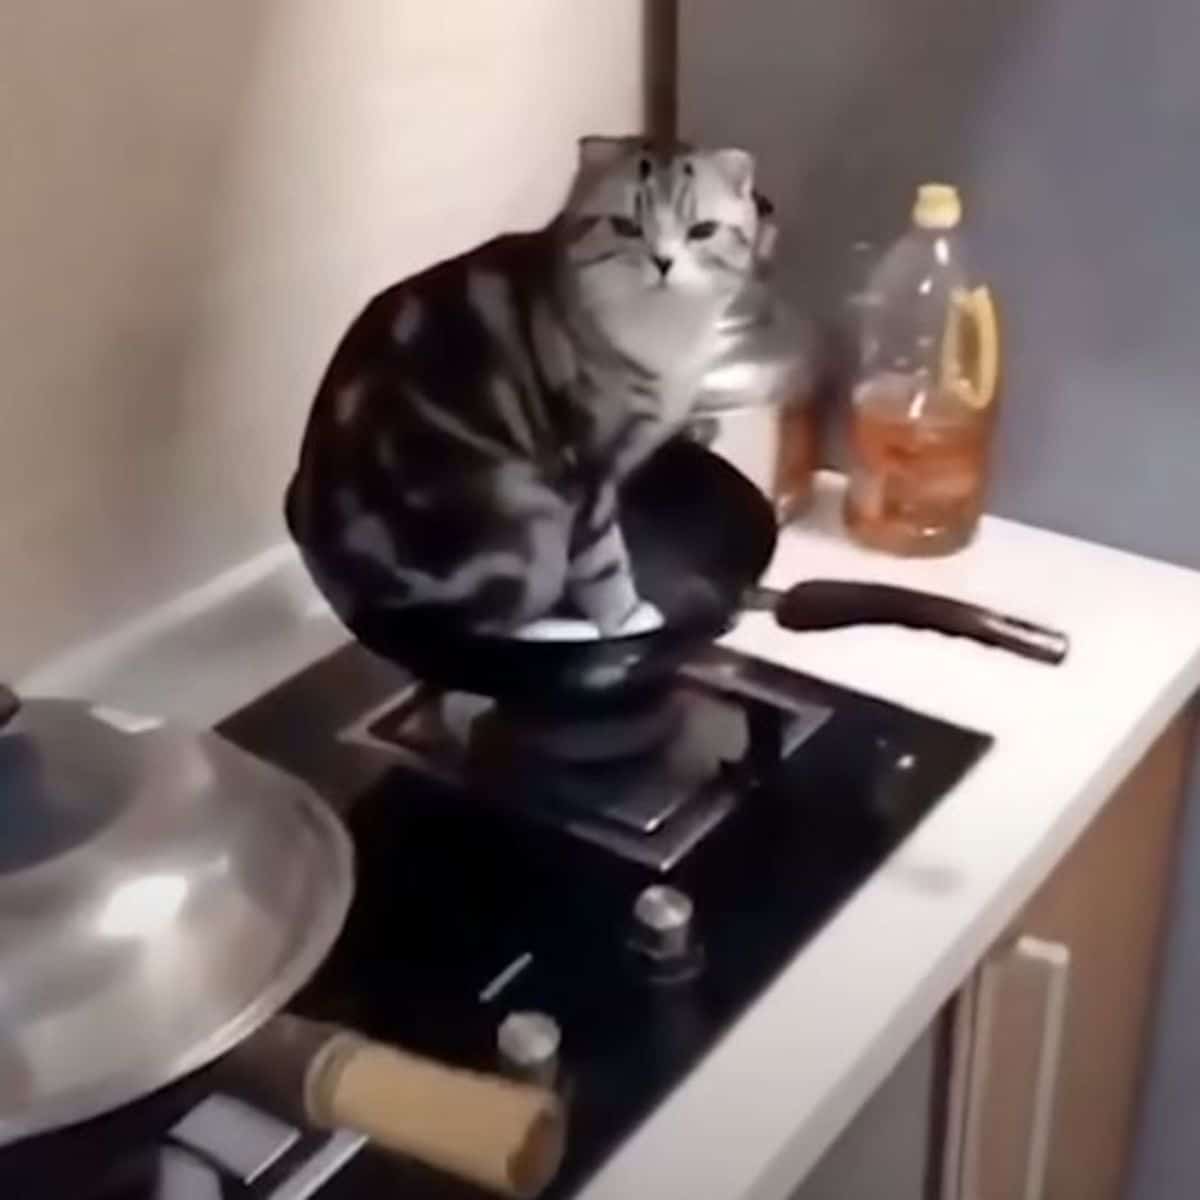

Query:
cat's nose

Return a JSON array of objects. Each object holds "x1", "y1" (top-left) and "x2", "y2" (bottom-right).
[{"x1": 652, "y1": 255, "x2": 674, "y2": 279}]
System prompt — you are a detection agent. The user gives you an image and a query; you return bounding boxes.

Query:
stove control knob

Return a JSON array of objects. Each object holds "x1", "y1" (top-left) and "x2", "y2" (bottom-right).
[
  {"x1": 497, "y1": 1010, "x2": 560, "y2": 1084},
  {"x1": 632, "y1": 884, "x2": 694, "y2": 960}
]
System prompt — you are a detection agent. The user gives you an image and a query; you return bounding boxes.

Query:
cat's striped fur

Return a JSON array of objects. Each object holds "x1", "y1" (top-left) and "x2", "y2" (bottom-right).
[{"x1": 287, "y1": 137, "x2": 758, "y2": 636}]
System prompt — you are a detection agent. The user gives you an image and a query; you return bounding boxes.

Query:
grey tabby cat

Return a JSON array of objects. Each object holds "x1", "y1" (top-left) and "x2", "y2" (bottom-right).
[{"x1": 287, "y1": 136, "x2": 759, "y2": 638}]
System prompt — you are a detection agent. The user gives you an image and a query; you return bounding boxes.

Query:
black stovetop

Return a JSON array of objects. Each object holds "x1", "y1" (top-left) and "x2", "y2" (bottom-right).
[{"x1": 0, "y1": 643, "x2": 989, "y2": 1200}]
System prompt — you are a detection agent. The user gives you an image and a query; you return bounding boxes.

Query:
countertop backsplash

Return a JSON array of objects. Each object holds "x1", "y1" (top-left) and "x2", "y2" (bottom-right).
[{"x1": 0, "y1": 0, "x2": 644, "y2": 678}]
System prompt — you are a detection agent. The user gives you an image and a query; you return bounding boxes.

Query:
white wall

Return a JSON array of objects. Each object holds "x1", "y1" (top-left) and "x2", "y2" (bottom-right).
[{"x1": 0, "y1": 0, "x2": 645, "y2": 677}]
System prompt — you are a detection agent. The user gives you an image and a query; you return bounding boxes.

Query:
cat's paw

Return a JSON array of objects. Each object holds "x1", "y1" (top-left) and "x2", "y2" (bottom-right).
[
  {"x1": 616, "y1": 601, "x2": 665, "y2": 636},
  {"x1": 508, "y1": 616, "x2": 603, "y2": 642}
]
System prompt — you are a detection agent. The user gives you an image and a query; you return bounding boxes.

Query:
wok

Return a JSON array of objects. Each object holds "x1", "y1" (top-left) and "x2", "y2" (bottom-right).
[
  {"x1": 320, "y1": 438, "x2": 1067, "y2": 709},
  {"x1": 0, "y1": 687, "x2": 352, "y2": 1146},
  {"x1": 0, "y1": 688, "x2": 564, "y2": 1197}
]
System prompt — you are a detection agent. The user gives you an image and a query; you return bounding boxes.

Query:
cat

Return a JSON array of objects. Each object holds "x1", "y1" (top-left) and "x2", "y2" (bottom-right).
[{"x1": 286, "y1": 136, "x2": 760, "y2": 639}]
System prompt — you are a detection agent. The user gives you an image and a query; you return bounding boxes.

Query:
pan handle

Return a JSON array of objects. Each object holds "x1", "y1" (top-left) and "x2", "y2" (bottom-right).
[
  {"x1": 760, "y1": 580, "x2": 1069, "y2": 665},
  {"x1": 223, "y1": 1014, "x2": 565, "y2": 1198}
]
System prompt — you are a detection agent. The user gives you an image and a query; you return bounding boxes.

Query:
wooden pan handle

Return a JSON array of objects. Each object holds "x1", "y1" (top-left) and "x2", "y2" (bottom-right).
[
  {"x1": 770, "y1": 580, "x2": 1069, "y2": 665},
  {"x1": 225, "y1": 1015, "x2": 565, "y2": 1198}
]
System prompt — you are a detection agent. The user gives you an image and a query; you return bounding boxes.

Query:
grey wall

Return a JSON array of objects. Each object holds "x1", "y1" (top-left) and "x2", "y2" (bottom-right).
[
  {"x1": 682, "y1": 0, "x2": 1200, "y2": 563},
  {"x1": 681, "y1": 2, "x2": 1200, "y2": 1197}
]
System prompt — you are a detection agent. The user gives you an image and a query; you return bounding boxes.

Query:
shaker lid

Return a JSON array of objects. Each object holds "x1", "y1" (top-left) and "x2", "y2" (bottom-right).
[{"x1": 718, "y1": 191, "x2": 781, "y2": 332}]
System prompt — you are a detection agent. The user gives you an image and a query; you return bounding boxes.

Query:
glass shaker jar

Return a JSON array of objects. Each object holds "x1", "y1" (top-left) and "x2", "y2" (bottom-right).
[{"x1": 685, "y1": 214, "x2": 817, "y2": 522}]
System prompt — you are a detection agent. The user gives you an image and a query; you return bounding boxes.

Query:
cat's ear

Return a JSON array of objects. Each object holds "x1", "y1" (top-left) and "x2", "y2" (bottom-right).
[
  {"x1": 709, "y1": 148, "x2": 756, "y2": 197},
  {"x1": 577, "y1": 135, "x2": 633, "y2": 173}
]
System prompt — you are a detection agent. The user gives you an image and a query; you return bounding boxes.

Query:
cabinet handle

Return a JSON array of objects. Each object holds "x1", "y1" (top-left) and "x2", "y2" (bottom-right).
[
  {"x1": 1014, "y1": 937, "x2": 1071, "y2": 1200},
  {"x1": 951, "y1": 936, "x2": 1072, "y2": 1200}
]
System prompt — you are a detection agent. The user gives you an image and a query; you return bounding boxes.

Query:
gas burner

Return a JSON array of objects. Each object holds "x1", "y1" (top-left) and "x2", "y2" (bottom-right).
[
  {"x1": 472, "y1": 694, "x2": 684, "y2": 764},
  {"x1": 339, "y1": 661, "x2": 831, "y2": 871},
  {"x1": 343, "y1": 687, "x2": 686, "y2": 769},
  {"x1": 193, "y1": 643, "x2": 995, "y2": 1200}
]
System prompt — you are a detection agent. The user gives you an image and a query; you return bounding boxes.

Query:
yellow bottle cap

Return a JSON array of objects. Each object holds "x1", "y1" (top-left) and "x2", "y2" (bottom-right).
[{"x1": 913, "y1": 183, "x2": 962, "y2": 230}]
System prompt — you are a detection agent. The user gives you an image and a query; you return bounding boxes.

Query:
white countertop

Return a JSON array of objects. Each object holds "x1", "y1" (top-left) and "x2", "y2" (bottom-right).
[{"x1": 20, "y1": 474, "x2": 1200, "y2": 1200}]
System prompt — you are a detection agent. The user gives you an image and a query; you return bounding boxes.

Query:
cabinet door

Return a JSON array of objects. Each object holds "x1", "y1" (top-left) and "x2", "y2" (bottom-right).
[
  {"x1": 791, "y1": 1029, "x2": 939, "y2": 1200},
  {"x1": 941, "y1": 710, "x2": 1194, "y2": 1200}
]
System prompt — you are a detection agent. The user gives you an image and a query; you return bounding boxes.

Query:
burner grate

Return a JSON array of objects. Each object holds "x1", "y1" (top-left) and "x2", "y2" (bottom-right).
[{"x1": 336, "y1": 661, "x2": 832, "y2": 870}]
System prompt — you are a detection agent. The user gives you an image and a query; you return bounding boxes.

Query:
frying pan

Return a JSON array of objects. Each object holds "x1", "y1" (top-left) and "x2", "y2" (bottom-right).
[{"x1": 298, "y1": 439, "x2": 1067, "y2": 711}]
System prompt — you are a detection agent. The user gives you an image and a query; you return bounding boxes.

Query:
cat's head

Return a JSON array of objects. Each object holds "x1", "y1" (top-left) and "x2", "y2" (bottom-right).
[{"x1": 561, "y1": 137, "x2": 759, "y2": 348}]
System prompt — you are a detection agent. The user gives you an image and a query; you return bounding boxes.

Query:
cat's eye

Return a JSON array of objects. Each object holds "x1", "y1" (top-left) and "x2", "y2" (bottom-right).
[
  {"x1": 609, "y1": 216, "x2": 642, "y2": 238},
  {"x1": 687, "y1": 221, "x2": 719, "y2": 241}
]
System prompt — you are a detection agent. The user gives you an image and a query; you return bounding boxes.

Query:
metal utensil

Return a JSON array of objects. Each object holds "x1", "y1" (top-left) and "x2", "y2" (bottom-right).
[{"x1": 0, "y1": 691, "x2": 353, "y2": 1145}]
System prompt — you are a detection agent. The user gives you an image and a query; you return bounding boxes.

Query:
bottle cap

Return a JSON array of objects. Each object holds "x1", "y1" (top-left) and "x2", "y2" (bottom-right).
[{"x1": 913, "y1": 184, "x2": 962, "y2": 230}]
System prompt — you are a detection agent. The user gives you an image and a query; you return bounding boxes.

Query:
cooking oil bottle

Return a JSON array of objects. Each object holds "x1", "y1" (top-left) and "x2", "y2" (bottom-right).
[{"x1": 844, "y1": 184, "x2": 1000, "y2": 555}]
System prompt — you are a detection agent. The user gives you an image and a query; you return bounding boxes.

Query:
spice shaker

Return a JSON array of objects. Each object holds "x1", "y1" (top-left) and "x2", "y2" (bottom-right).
[{"x1": 686, "y1": 204, "x2": 817, "y2": 522}]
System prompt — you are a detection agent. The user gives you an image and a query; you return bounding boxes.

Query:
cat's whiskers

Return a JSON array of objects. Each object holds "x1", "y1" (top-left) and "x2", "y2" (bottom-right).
[{"x1": 576, "y1": 250, "x2": 621, "y2": 269}]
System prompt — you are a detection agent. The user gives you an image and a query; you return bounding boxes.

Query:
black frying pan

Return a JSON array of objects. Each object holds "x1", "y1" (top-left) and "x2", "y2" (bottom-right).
[{"x1": 324, "y1": 439, "x2": 1067, "y2": 712}]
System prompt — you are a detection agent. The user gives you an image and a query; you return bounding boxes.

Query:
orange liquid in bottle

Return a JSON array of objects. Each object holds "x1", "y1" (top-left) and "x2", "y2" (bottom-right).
[{"x1": 844, "y1": 374, "x2": 992, "y2": 556}]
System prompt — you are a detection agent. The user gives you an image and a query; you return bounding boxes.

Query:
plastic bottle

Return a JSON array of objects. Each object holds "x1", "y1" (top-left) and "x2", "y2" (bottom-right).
[{"x1": 844, "y1": 184, "x2": 999, "y2": 556}]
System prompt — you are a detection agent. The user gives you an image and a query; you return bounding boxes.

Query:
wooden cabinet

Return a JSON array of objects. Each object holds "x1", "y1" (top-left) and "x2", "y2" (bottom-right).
[
  {"x1": 788, "y1": 712, "x2": 1192, "y2": 1200},
  {"x1": 939, "y1": 710, "x2": 1194, "y2": 1200}
]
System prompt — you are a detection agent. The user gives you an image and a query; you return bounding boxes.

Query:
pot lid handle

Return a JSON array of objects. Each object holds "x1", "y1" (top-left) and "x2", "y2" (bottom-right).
[{"x1": 1, "y1": 684, "x2": 19, "y2": 728}]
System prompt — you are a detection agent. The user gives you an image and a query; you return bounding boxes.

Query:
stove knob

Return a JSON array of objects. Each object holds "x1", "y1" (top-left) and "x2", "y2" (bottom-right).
[
  {"x1": 632, "y1": 884, "x2": 694, "y2": 960},
  {"x1": 497, "y1": 1010, "x2": 560, "y2": 1085}
]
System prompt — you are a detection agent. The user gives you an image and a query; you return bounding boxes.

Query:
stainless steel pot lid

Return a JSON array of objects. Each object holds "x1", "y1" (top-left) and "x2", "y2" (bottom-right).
[{"x1": 0, "y1": 688, "x2": 354, "y2": 1145}]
